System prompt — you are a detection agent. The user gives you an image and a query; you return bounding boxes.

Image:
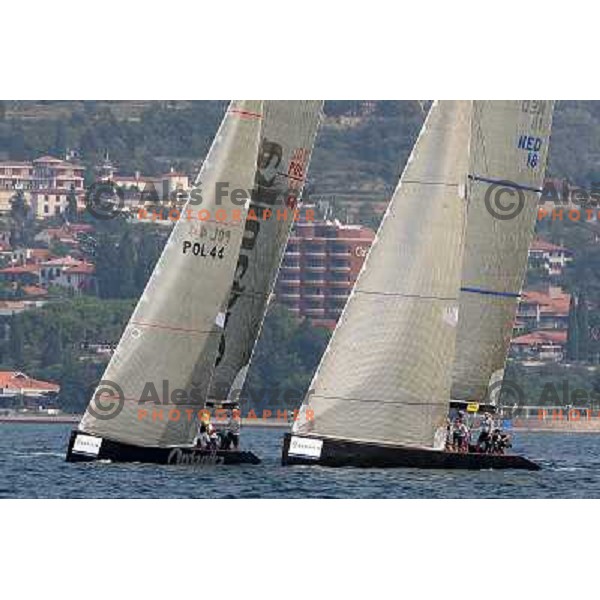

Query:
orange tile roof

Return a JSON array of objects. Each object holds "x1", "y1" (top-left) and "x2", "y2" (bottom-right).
[
  {"x1": 22, "y1": 285, "x2": 48, "y2": 297},
  {"x1": 64, "y1": 263, "x2": 94, "y2": 275},
  {"x1": 530, "y1": 238, "x2": 570, "y2": 253},
  {"x1": 521, "y1": 289, "x2": 571, "y2": 315},
  {"x1": 512, "y1": 330, "x2": 568, "y2": 346},
  {"x1": 0, "y1": 371, "x2": 59, "y2": 393},
  {"x1": 0, "y1": 264, "x2": 40, "y2": 275}
]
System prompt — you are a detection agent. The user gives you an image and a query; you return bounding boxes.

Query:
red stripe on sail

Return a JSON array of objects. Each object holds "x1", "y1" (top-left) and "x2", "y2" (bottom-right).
[{"x1": 229, "y1": 109, "x2": 263, "y2": 120}]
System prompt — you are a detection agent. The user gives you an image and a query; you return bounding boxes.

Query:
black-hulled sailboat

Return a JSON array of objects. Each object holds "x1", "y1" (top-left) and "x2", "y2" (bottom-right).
[
  {"x1": 66, "y1": 100, "x2": 323, "y2": 465},
  {"x1": 282, "y1": 100, "x2": 554, "y2": 470}
]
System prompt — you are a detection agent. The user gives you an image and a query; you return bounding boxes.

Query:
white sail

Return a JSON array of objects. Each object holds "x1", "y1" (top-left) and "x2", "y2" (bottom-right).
[
  {"x1": 294, "y1": 101, "x2": 472, "y2": 448},
  {"x1": 451, "y1": 101, "x2": 555, "y2": 404},
  {"x1": 208, "y1": 101, "x2": 323, "y2": 402},
  {"x1": 79, "y1": 100, "x2": 263, "y2": 447}
]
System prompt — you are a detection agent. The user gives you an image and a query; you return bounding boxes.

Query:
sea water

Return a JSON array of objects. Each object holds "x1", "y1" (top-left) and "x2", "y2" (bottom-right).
[{"x1": 2, "y1": 424, "x2": 600, "y2": 498}]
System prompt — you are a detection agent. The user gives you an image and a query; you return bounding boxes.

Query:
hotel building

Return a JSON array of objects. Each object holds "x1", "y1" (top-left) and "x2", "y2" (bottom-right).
[{"x1": 275, "y1": 218, "x2": 375, "y2": 329}]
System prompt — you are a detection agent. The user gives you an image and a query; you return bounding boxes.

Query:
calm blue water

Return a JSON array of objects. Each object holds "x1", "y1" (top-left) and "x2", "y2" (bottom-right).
[{"x1": 2, "y1": 424, "x2": 600, "y2": 498}]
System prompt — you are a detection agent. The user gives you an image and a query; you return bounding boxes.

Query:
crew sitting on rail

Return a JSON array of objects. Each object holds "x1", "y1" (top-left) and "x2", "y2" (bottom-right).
[
  {"x1": 476, "y1": 412, "x2": 494, "y2": 453},
  {"x1": 208, "y1": 423, "x2": 219, "y2": 450},
  {"x1": 196, "y1": 423, "x2": 211, "y2": 449},
  {"x1": 490, "y1": 429, "x2": 512, "y2": 454},
  {"x1": 452, "y1": 417, "x2": 469, "y2": 452}
]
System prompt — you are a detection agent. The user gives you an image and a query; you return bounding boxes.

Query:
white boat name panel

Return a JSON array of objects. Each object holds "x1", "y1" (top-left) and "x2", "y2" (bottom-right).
[
  {"x1": 73, "y1": 434, "x2": 103, "y2": 456},
  {"x1": 289, "y1": 436, "x2": 323, "y2": 459}
]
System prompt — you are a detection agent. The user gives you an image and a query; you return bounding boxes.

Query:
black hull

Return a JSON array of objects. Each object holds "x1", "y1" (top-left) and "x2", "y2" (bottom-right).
[
  {"x1": 65, "y1": 430, "x2": 261, "y2": 466},
  {"x1": 281, "y1": 433, "x2": 540, "y2": 470}
]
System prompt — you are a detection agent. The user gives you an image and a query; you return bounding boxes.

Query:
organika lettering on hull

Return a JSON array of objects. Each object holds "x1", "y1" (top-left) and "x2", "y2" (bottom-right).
[{"x1": 208, "y1": 101, "x2": 323, "y2": 403}]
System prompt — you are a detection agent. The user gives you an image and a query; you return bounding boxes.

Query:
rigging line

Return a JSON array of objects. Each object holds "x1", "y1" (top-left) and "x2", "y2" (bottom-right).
[{"x1": 354, "y1": 289, "x2": 458, "y2": 301}]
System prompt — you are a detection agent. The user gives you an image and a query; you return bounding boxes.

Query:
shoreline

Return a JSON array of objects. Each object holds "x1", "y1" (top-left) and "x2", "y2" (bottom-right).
[{"x1": 0, "y1": 414, "x2": 289, "y2": 428}]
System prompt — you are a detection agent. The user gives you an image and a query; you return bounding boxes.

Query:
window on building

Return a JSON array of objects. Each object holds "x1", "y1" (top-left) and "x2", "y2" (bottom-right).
[{"x1": 44, "y1": 205, "x2": 49, "y2": 214}]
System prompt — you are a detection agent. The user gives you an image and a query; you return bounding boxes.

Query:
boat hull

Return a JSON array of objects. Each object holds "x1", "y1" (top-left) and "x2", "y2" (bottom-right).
[
  {"x1": 281, "y1": 433, "x2": 540, "y2": 470},
  {"x1": 65, "y1": 430, "x2": 261, "y2": 466}
]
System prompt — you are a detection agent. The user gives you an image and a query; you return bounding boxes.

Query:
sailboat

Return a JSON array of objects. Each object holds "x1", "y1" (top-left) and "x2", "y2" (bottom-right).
[
  {"x1": 282, "y1": 100, "x2": 554, "y2": 470},
  {"x1": 66, "y1": 100, "x2": 322, "y2": 465}
]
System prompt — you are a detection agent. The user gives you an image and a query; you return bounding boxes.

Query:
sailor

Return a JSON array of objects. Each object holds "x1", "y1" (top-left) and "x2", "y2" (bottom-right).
[
  {"x1": 490, "y1": 428, "x2": 501, "y2": 453},
  {"x1": 477, "y1": 412, "x2": 494, "y2": 453},
  {"x1": 496, "y1": 430, "x2": 512, "y2": 454},
  {"x1": 196, "y1": 423, "x2": 210, "y2": 449},
  {"x1": 226, "y1": 409, "x2": 241, "y2": 450},
  {"x1": 452, "y1": 418, "x2": 469, "y2": 452},
  {"x1": 208, "y1": 423, "x2": 219, "y2": 450}
]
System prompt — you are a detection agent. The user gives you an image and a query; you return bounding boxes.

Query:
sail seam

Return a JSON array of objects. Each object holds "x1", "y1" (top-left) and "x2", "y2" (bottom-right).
[
  {"x1": 130, "y1": 321, "x2": 222, "y2": 335},
  {"x1": 401, "y1": 180, "x2": 462, "y2": 187},
  {"x1": 355, "y1": 289, "x2": 458, "y2": 301},
  {"x1": 309, "y1": 394, "x2": 444, "y2": 407}
]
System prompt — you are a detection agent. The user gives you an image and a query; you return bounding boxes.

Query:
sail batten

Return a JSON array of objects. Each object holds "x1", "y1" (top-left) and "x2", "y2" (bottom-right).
[
  {"x1": 293, "y1": 101, "x2": 472, "y2": 448},
  {"x1": 79, "y1": 100, "x2": 263, "y2": 447}
]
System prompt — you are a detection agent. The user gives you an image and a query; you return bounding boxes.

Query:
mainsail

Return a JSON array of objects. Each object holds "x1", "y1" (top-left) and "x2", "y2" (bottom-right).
[
  {"x1": 208, "y1": 101, "x2": 323, "y2": 402},
  {"x1": 79, "y1": 100, "x2": 263, "y2": 447},
  {"x1": 294, "y1": 101, "x2": 472, "y2": 448},
  {"x1": 451, "y1": 101, "x2": 555, "y2": 404}
]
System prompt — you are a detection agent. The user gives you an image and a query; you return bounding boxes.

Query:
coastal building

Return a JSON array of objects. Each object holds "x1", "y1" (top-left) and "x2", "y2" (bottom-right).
[
  {"x1": 510, "y1": 330, "x2": 567, "y2": 362},
  {"x1": 38, "y1": 256, "x2": 95, "y2": 292},
  {"x1": 275, "y1": 217, "x2": 375, "y2": 329},
  {"x1": 516, "y1": 286, "x2": 571, "y2": 331},
  {"x1": 0, "y1": 255, "x2": 95, "y2": 293},
  {"x1": 0, "y1": 371, "x2": 60, "y2": 409},
  {"x1": 0, "y1": 155, "x2": 85, "y2": 217},
  {"x1": 528, "y1": 238, "x2": 572, "y2": 278}
]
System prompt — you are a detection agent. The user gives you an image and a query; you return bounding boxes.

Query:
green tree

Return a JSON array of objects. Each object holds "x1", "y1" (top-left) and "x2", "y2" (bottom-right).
[
  {"x1": 116, "y1": 229, "x2": 137, "y2": 298},
  {"x1": 9, "y1": 189, "x2": 30, "y2": 247},
  {"x1": 65, "y1": 188, "x2": 79, "y2": 223},
  {"x1": 566, "y1": 295, "x2": 579, "y2": 362},
  {"x1": 8, "y1": 314, "x2": 25, "y2": 370},
  {"x1": 41, "y1": 324, "x2": 64, "y2": 368},
  {"x1": 577, "y1": 291, "x2": 590, "y2": 363}
]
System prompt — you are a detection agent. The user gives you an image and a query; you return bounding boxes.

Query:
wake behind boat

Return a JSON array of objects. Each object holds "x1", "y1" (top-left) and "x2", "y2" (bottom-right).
[{"x1": 282, "y1": 100, "x2": 554, "y2": 471}]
